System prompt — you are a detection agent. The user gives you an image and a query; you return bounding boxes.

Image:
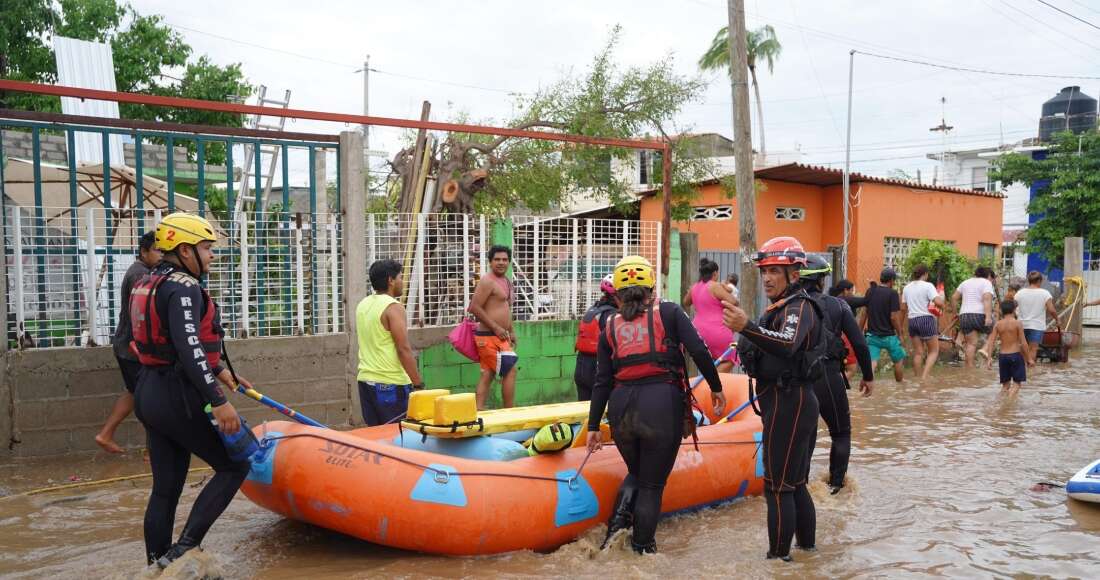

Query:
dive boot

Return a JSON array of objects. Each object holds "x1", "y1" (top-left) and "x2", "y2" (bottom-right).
[
  {"x1": 631, "y1": 541, "x2": 657, "y2": 555},
  {"x1": 600, "y1": 476, "x2": 638, "y2": 549},
  {"x1": 156, "y1": 532, "x2": 200, "y2": 569}
]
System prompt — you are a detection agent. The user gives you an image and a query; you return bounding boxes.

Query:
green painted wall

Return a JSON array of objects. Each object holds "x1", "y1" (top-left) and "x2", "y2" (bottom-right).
[{"x1": 419, "y1": 320, "x2": 580, "y2": 408}]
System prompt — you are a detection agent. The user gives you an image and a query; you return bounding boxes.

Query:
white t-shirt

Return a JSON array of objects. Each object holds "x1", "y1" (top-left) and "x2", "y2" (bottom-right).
[
  {"x1": 902, "y1": 280, "x2": 939, "y2": 318},
  {"x1": 956, "y1": 277, "x2": 995, "y2": 315},
  {"x1": 727, "y1": 284, "x2": 740, "y2": 301},
  {"x1": 1014, "y1": 287, "x2": 1053, "y2": 331}
]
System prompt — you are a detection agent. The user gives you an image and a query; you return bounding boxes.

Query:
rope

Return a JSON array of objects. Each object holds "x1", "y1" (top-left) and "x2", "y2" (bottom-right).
[
  {"x1": 258, "y1": 432, "x2": 759, "y2": 486},
  {"x1": 2, "y1": 467, "x2": 212, "y2": 499}
]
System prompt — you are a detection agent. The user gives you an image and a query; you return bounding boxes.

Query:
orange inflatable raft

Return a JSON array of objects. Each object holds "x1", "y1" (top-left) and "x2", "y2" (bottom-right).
[{"x1": 240, "y1": 374, "x2": 764, "y2": 555}]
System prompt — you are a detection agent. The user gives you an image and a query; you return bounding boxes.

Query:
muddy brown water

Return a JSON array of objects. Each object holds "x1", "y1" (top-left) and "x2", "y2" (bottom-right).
[{"x1": 2, "y1": 340, "x2": 1098, "y2": 579}]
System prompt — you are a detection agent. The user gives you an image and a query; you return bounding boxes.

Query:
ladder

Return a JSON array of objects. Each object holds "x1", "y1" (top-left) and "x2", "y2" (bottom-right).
[{"x1": 233, "y1": 85, "x2": 291, "y2": 220}]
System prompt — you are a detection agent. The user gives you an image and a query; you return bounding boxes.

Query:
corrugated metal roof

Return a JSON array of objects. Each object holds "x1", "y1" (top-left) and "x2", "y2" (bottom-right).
[
  {"x1": 638, "y1": 162, "x2": 1006, "y2": 199},
  {"x1": 53, "y1": 36, "x2": 125, "y2": 165}
]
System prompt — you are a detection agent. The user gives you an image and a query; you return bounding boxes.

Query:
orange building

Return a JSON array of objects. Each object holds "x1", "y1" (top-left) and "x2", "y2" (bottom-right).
[{"x1": 639, "y1": 163, "x2": 1004, "y2": 284}]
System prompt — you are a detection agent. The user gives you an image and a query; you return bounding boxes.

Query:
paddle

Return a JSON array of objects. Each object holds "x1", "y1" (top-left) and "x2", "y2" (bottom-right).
[
  {"x1": 234, "y1": 384, "x2": 328, "y2": 428},
  {"x1": 688, "y1": 344, "x2": 736, "y2": 389}
]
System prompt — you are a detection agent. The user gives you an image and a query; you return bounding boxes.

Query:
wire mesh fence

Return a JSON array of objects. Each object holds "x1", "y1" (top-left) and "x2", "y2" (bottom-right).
[
  {"x1": 366, "y1": 213, "x2": 662, "y2": 328},
  {"x1": 3, "y1": 205, "x2": 342, "y2": 348}
]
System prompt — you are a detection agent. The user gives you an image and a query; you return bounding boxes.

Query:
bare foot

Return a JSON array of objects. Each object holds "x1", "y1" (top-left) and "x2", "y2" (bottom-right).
[{"x1": 94, "y1": 433, "x2": 124, "y2": 454}]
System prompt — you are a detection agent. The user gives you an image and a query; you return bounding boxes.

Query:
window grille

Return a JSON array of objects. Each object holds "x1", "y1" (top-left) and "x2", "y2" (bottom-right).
[
  {"x1": 691, "y1": 205, "x2": 733, "y2": 221},
  {"x1": 774, "y1": 206, "x2": 805, "y2": 221}
]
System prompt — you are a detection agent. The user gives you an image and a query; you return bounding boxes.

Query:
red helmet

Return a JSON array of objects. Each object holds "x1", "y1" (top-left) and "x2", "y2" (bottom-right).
[{"x1": 753, "y1": 236, "x2": 807, "y2": 267}]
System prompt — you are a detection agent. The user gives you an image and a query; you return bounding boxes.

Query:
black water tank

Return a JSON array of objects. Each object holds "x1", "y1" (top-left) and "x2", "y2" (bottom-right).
[{"x1": 1039, "y1": 86, "x2": 1098, "y2": 142}]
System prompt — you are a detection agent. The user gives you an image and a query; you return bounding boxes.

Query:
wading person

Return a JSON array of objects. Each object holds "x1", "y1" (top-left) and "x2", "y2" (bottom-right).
[
  {"x1": 356, "y1": 259, "x2": 425, "y2": 425},
  {"x1": 981, "y1": 300, "x2": 1033, "y2": 394},
  {"x1": 586, "y1": 255, "x2": 726, "y2": 554},
  {"x1": 863, "y1": 268, "x2": 907, "y2": 382},
  {"x1": 95, "y1": 231, "x2": 161, "y2": 453},
  {"x1": 952, "y1": 266, "x2": 996, "y2": 367},
  {"x1": 722, "y1": 236, "x2": 823, "y2": 561},
  {"x1": 1015, "y1": 271, "x2": 1060, "y2": 364},
  {"x1": 901, "y1": 265, "x2": 944, "y2": 380},
  {"x1": 574, "y1": 274, "x2": 618, "y2": 401},
  {"x1": 683, "y1": 258, "x2": 739, "y2": 372},
  {"x1": 799, "y1": 255, "x2": 874, "y2": 494},
  {"x1": 130, "y1": 213, "x2": 253, "y2": 567},
  {"x1": 469, "y1": 245, "x2": 518, "y2": 409}
]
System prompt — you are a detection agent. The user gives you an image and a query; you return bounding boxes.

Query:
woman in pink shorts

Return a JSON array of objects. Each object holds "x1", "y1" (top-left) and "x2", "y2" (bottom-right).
[{"x1": 683, "y1": 258, "x2": 739, "y2": 372}]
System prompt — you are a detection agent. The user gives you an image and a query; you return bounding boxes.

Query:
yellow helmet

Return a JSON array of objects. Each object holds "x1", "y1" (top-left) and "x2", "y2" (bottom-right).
[
  {"x1": 155, "y1": 212, "x2": 217, "y2": 252},
  {"x1": 612, "y1": 255, "x2": 656, "y2": 290}
]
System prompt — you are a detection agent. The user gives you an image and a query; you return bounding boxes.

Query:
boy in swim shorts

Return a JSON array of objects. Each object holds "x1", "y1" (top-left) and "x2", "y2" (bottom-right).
[{"x1": 982, "y1": 300, "x2": 1033, "y2": 394}]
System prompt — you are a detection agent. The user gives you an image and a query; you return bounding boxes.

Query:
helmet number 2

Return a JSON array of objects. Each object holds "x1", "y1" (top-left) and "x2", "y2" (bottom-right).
[{"x1": 166, "y1": 230, "x2": 175, "y2": 241}]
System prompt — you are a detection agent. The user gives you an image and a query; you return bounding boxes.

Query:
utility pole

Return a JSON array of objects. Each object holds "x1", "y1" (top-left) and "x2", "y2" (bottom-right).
[
  {"x1": 361, "y1": 55, "x2": 370, "y2": 150},
  {"x1": 728, "y1": 0, "x2": 757, "y2": 317},
  {"x1": 842, "y1": 50, "x2": 854, "y2": 279}
]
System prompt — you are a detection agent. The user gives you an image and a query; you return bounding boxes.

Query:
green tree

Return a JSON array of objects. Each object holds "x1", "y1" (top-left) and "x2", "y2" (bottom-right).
[
  {"x1": 389, "y1": 27, "x2": 724, "y2": 217},
  {"x1": 698, "y1": 24, "x2": 782, "y2": 162},
  {"x1": 991, "y1": 130, "x2": 1100, "y2": 268},
  {"x1": 900, "y1": 240, "x2": 973, "y2": 296},
  {"x1": 0, "y1": 0, "x2": 250, "y2": 163}
]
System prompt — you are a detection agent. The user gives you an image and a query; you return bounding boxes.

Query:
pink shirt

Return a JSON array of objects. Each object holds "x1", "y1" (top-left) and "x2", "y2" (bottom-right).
[{"x1": 690, "y1": 281, "x2": 724, "y2": 328}]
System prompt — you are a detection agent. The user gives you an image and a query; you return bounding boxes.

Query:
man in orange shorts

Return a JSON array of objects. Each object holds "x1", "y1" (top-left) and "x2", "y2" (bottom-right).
[{"x1": 469, "y1": 245, "x2": 519, "y2": 409}]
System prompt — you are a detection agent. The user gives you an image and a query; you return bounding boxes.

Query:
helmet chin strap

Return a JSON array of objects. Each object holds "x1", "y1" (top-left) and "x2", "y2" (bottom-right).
[{"x1": 174, "y1": 245, "x2": 204, "y2": 279}]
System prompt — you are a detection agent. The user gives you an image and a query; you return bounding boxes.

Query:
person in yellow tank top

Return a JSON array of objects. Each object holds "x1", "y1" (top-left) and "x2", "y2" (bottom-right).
[{"x1": 356, "y1": 259, "x2": 424, "y2": 425}]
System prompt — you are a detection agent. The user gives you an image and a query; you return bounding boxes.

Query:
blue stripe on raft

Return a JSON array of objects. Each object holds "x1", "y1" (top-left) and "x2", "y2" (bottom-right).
[
  {"x1": 660, "y1": 479, "x2": 752, "y2": 519},
  {"x1": 411, "y1": 463, "x2": 467, "y2": 507},
  {"x1": 247, "y1": 431, "x2": 283, "y2": 485},
  {"x1": 754, "y1": 432, "x2": 764, "y2": 478},
  {"x1": 554, "y1": 469, "x2": 599, "y2": 527}
]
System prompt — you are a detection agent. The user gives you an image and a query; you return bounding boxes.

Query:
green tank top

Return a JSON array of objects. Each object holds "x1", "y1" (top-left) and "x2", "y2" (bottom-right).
[{"x1": 356, "y1": 294, "x2": 411, "y2": 385}]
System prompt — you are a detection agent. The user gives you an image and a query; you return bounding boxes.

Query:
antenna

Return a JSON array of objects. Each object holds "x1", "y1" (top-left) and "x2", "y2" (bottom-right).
[{"x1": 929, "y1": 97, "x2": 954, "y2": 182}]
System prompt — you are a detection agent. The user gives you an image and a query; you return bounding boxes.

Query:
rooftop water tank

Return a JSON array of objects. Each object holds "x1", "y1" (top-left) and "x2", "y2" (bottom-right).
[{"x1": 1039, "y1": 86, "x2": 1097, "y2": 142}]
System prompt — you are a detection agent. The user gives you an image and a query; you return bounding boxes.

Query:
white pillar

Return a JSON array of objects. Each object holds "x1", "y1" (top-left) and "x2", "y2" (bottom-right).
[{"x1": 84, "y1": 209, "x2": 98, "y2": 345}]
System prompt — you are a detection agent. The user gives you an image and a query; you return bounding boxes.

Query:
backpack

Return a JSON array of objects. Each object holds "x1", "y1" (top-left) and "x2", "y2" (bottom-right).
[{"x1": 806, "y1": 292, "x2": 855, "y2": 365}]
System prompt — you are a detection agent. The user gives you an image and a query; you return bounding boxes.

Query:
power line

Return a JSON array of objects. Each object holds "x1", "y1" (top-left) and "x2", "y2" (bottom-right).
[
  {"x1": 1032, "y1": 0, "x2": 1100, "y2": 30},
  {"x1": 853, "y1": 50, "x2": 1100, "y2": 80},
  {"x1": 998, "y1": 0, "x2": 1100, "y2": 52}
]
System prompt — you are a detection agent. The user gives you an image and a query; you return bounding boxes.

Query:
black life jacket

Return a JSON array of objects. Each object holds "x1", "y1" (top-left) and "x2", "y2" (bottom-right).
[
  {"x1": 130, "y1": 265, "x2": 223, "y2": 368},
  {"x1": 604, "y1": 303, "x2": 683, "y2": 385},
  {"x1": 575, "y1": 303, "x2": 617, "y2": 355},
  {"x1": 738, "y1": 290, "x2": 831, "y2": 386},
  {"x1": 807, "y1": 290, "x2": 856, "y2": 367}
]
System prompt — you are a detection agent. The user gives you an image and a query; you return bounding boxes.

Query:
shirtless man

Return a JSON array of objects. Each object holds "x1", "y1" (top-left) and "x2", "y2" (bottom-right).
[
  {"x1": 981, "y1": 300, "x2": 1034, "y2": 394},
  {"x1": 469, "y1": 245, "x2": 518, "y2": 409}
]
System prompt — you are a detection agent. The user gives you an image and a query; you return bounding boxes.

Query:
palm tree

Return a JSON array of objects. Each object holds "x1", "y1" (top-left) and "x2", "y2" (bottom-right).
[{"x1": 698, "y1": 24, "x2": 782, "y2": 163}]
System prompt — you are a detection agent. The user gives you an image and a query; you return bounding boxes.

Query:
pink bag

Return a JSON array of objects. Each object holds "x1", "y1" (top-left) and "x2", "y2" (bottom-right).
[{"x1": 448, "y1": 316, "x2": 480, "y2": 362}]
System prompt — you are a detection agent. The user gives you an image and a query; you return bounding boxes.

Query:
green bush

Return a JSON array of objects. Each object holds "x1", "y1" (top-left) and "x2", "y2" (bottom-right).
[{"x1": 900, "y1": 240, "x2": 973, "y2": 296}]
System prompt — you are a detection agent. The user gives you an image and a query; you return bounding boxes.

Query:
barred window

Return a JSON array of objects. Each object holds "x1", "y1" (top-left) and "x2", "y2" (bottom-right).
[
  {"x1": 691, "y1": 205, "x2": 733, "y2": 221},
  {"x1": 883, "y1": 237, "x2": 955, "y2": 269},
  {"x1": 774, "y1": 206, "x2": 805, "y2": 221}
]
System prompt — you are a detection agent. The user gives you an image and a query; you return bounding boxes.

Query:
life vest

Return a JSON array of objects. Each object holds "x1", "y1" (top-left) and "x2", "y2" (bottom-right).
[
  {"x1": 575, "y1": 303, "x2": 616, "y2": 355},
  {"x1": 604, "y1": 303, "x2": 682, "y2": 384},
  {"x1": 739, "y1": 291, "x2": 831, "y2": 386},
  {"x1": 130, "y1": 268, "x2": 223, "y2": 368}
]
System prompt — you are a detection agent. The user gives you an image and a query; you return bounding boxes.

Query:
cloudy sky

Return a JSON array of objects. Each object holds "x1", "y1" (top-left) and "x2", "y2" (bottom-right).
[{"x1": 130, "y1": 0, "x2": 1100, "y2": 186}]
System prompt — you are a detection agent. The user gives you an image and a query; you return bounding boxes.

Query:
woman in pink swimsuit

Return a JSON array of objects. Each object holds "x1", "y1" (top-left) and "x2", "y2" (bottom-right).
[{"x1": 683, "y1": 259, "x2": 739, "y2": 372}]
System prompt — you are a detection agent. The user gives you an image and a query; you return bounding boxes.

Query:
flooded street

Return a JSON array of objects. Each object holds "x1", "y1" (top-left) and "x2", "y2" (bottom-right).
[{"x1": 2, "y1": 337, "x2": 1098, "y2": 579}]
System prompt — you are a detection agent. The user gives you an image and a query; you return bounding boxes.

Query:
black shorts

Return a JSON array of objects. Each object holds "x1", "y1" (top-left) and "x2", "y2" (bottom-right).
[
  {"x1": 959, "y1": 313, "x2": 992, "y2": 335},
  {"x1": 998, "y1": 352, "x2": 1026, "y2": 384},
  {"x1": 116, "y1": 356, "x2": 143, "y2": 394}
]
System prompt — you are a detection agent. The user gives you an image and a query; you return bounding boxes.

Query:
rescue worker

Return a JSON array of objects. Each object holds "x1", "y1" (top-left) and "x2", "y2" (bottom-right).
[
  {"x1": 586, "y1": 256, "x2": 727, "y2": 554},
  {"x1": 721, "y1": 236, "x2": 822, "y2": 561},
  {"x1": 574, "y1": 274, "x2": 618, "y2": 401},
  {"x1": 798, "y1": 255, "x2": 874, "y2": 494},
  {"x1": 130, "y1": 213, "x2": 253, "y2": 568}
]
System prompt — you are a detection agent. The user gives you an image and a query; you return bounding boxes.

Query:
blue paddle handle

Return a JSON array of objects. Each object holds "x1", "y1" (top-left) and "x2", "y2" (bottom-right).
[{"x1": 689, "y1": 344, "x2": 735, "y2": 389}]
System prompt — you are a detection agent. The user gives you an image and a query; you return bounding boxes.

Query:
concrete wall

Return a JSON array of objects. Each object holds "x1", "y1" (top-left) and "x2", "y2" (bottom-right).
[
  {"x1": 417, "y1": 320, "x2": 580, "y2": 407},
  {"x1": 1, "y1": 334, "x2": 350, "y2": 457}
]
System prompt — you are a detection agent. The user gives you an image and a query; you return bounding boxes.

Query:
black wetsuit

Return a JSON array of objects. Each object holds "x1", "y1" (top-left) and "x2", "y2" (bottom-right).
[
  {"x1": 806, "y1": 287, "x2": 874, "y2": 489},
  {"x1": 132, "y1": 263, "x2": 249, "y2": 564},
  {"x1": 574, "y1": 300, "x2": 617, "y2": 401},
  {"x1": 737, "y1": 291, "x2": 821, "y2": 558},
  {"x1": 587, "y1": 300, "x2": 722, "y2": 553}
]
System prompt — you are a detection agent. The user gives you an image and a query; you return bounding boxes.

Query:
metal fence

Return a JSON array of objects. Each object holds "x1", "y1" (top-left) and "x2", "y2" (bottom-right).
[
  {"x1": 2, "y1": 205, "x2": 342, "y2": 347},
  {"x1": 367, "y1": 213, "x2": 662, "y2": 328}
]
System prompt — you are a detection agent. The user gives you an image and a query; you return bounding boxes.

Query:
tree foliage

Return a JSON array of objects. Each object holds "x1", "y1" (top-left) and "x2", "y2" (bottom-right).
[
  {"x1": 901, "y1": 240, "x2": 973, "y2": 296},
  {"x1": 0, "y1": 0, "x2": 250, "y2": 163},
  {"x1": 990, "y1": 130, "x2": 1100, "y2": 269},
  {"x1": 388, "y1": 27, "x2": 725, "y2": 217}
]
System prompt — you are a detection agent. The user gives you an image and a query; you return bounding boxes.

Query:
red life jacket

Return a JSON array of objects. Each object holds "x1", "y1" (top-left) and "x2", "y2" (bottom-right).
[
  {"x1": 575, "y1": 303, "x2": 616, "y2": 355},
  {"x1": 129, "y1": 270, "x2": 223, "y2": 368},
  {"x1": 604, "y1": 304, "x2": 683, "y2": 384}
]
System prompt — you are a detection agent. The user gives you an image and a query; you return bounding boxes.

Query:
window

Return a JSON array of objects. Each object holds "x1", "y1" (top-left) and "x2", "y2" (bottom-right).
[
  {"x1": 979, "y1": 242, "x2": 998, "y2": 262},
  {"x1": 1002, "y1": 245, "x2": 1015, "y2": 271},
  {"x1": 691, "y1": 205, "x2": 733, "y2": 221},
  {"x1": 637, "y1": 150, "x2": 663, "y2": 185},
  {"x1": 971, "y1": 167, "x2": 988, "y2": 192},
  {"x1": 883, "y1": 237, "x2": 955, "y2": 269},
  {"x1": 774, "y1": 206, "x2": 805, "y2": 221}
]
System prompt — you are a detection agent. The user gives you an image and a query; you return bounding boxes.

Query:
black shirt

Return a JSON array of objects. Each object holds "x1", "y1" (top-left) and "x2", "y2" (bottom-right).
[
  {"x1": 112, "y1": 260, "x2": 152, "y2": 360},
  {"x1": 865, "y1": 284, "x2": 900, "y2": 337}
]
